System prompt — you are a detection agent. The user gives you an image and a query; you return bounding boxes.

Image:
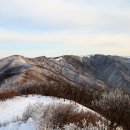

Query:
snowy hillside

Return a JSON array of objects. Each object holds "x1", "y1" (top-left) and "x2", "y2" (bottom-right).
[
  {"x1": 0, "y1": 95, "x2": 98, "y2": 130},
  {"x1": 0, "y1": 95, "x2": 94, "y2": 122}
]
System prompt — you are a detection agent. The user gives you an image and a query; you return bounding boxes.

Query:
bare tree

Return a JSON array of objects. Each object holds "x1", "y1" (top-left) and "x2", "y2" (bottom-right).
[{"x1": 93, "y1": 88, "x2": 130, "y2": 129}]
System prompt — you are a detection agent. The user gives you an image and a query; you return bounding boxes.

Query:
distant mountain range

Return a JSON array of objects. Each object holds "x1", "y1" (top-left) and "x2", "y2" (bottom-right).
[{"x1": 0, "y1": 54, "x2": 130, "y2": 93}]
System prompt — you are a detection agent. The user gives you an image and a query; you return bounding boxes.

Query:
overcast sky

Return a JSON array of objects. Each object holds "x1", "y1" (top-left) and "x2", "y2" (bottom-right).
[{"x1": 0, "y1": 0, "x2": 130, "y2": 58}]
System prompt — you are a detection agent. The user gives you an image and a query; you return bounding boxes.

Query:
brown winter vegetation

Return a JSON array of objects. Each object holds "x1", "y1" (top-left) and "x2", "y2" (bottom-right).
[
  {"x1": 0, "y1": 77, "x2": 130, "y2": 129},
  {"x1": 20, "y1": 79, "x2": 102, "y2": 107},
  {"x1": 20, "y1": 83, "x2": 130, "y2": 130},
  {"x1": 0, "y1": 92, "x2": 21, "y2": 100},
  {"x1": 23, "y1": 103, "x2": 107, "y2": 129},
  {"x1": 44, "y1": 104, "x2": 102, "y2": 128},
  {"x1": 92, "y1": 89, "x2": 130, "y2": 130}
]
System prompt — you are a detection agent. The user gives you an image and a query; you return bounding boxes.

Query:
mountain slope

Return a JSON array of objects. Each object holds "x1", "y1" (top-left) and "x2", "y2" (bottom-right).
[
  {"x1": 0, "y1": 54, "x2": 130, "y2": 94},
  {"x1": 0, "y1": 95, "x2": 101, "y2": 130},
  {"x1": 89, "y1": 55, "x2": 130, "y2": 90}
]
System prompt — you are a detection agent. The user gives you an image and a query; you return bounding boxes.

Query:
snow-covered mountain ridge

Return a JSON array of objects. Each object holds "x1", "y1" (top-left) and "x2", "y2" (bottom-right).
[{"x1": 0, "y1": 54, "x2": 130, "y2": 92}]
